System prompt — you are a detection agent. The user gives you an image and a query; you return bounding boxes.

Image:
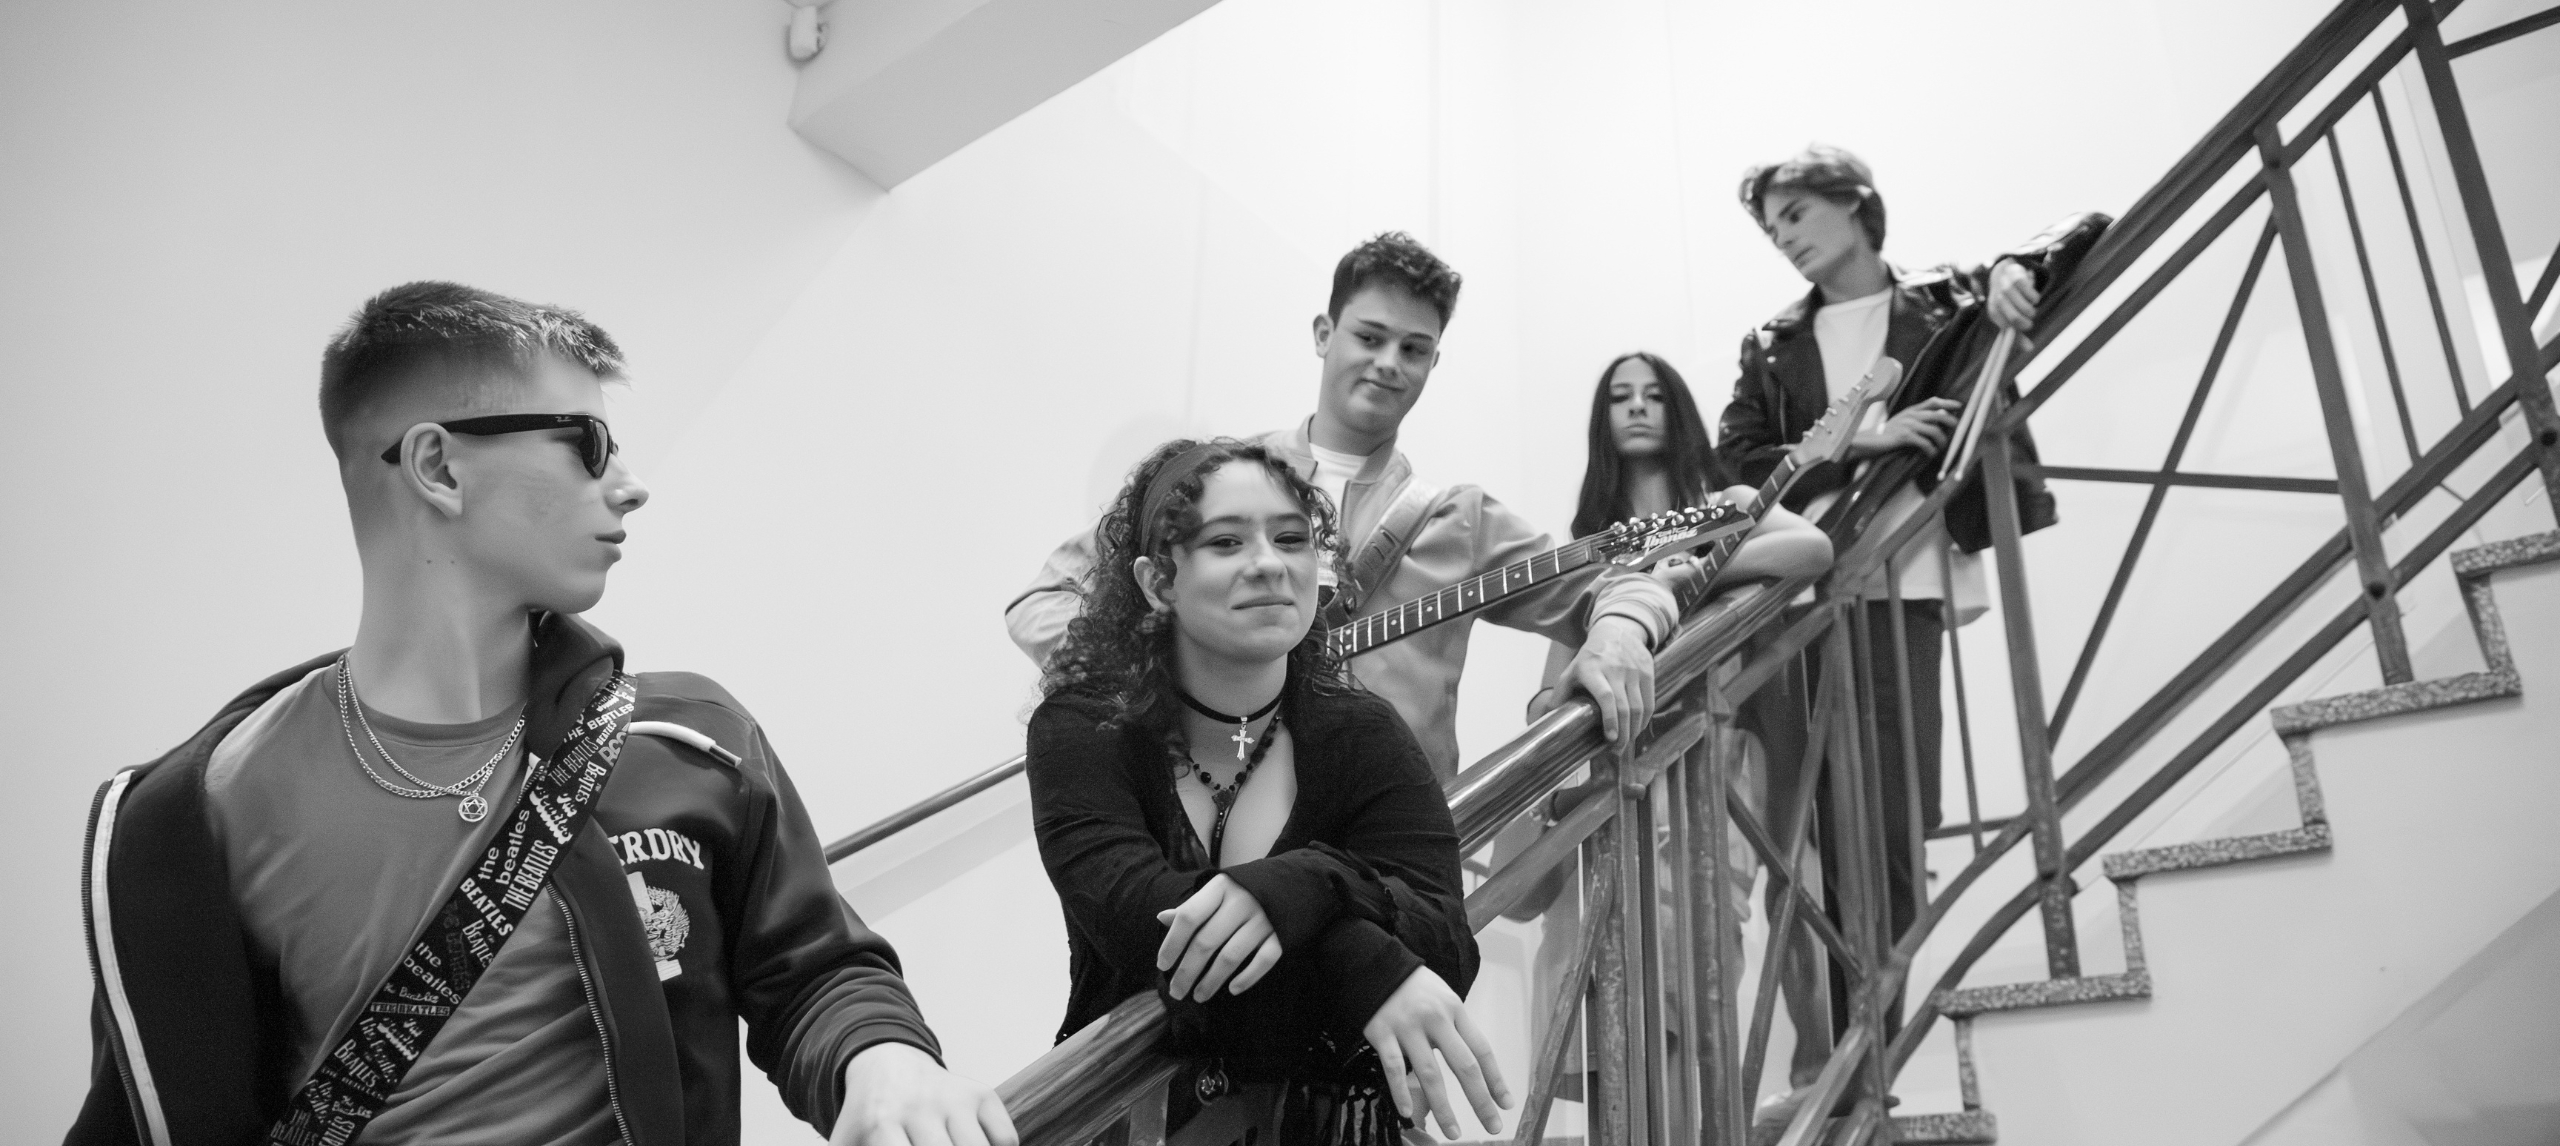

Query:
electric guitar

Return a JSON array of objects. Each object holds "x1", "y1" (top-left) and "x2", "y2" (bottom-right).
[
  {"x1": 1326, "y1": 497, "x2": 1753, "y2": 661},
  {"x1": 1656, "y1": 357, "x2": 1906, "y2": 614}
]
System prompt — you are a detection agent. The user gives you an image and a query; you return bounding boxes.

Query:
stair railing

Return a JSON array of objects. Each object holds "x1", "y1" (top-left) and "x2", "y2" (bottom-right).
[{"x1": 827, "y1": 1, "x2": 2559, "y2": 1138}]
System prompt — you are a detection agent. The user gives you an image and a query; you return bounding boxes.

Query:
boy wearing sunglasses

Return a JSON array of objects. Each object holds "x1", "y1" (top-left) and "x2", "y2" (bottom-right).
[{"x1": 70, "y1": 282, "x2": 1015, "y2": 1146}]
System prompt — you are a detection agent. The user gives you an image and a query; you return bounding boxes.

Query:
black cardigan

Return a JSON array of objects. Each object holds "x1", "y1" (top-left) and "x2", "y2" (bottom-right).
[{"x1": 1026, "y1": 685, "x2": 1477, "y2": 1081}]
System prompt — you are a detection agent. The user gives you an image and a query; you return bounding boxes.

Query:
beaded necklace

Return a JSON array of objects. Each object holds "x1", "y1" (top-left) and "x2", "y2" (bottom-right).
[{"x1": 1167, "y1": 710, "x2": 1284, "y2": 865}]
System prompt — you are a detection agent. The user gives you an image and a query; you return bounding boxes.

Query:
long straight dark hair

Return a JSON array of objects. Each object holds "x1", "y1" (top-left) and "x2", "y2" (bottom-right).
[{"x1": 1570, "y1": 351, "x2": 1733, "y2": 539}]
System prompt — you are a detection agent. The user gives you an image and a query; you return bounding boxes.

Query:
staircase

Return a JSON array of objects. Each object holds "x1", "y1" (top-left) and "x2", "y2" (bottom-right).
[
  {"x1": 1938, "y1": 534, "x2": 2560, "y2": 1144},
  {"x1": 791, "y1": 0, "x2": 2560, "y2": 1141}
]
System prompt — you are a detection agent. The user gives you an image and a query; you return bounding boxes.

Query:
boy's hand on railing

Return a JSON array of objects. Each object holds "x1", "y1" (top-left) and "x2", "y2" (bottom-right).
[
  {"x1": 1364, "y1": 966, "x2": 1512, "y2": 1140},
  {"x1": 833, "y1": 1041, "x2": 1018, "y2": 1146},
  {"x1": 1849, "y1": 397, "x2": 1961, "y2": 461},
  {"x1": 1987, "y1": 257, "x2": 2042, "y2": 332},
  {"x1": 1534, "y1": 615, "x2": 1656, "y2": 743},
  {"x1": 1155, "y1": 874, "x2": 1283, "y2": 1001}
]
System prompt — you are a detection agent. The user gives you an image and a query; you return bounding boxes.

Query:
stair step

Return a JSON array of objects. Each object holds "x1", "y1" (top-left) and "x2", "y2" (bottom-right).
[
  {"x1": 1934, "y1": 971, "x2": 2151, "y2": 1018},
  {"x1": 2103, "y1": 823, "x2": 2331, "y2": 880},
  {"x1": 2450, "y1": 530, "x2": 2560, "y2": 576},
  {"x1": 1893, "y1": 1109, "x2": 1999, "y2": 1143},
  {"x1": 2269, "y1": 668, "x2": 2520, "y2": 735}
]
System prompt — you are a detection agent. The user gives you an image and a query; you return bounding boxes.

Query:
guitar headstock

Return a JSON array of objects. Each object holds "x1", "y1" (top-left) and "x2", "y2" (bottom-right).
[
  {"x1": 1794, "y1": 356, "x2": 1906, "y2": 466},
  {"x1": 1592, "y1": 501, "x2": 1755, "y2": 569}
]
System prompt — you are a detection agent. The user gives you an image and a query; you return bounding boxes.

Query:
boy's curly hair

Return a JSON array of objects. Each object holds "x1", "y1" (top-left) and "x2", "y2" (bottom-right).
[
  {"x1": 1042, "y1": 438, "x2": 1358, "y2": 729},
  {"x1": 1328, "y1": 232, "x2": 1463, "y2": 329}
]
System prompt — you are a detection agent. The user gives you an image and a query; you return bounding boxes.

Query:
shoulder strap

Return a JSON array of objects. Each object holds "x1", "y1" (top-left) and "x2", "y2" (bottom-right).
[
  {"x1": 267, "y1": 672, "x2": 640, "y2": 1146},
  {"x1": 1336, "y1": 479, "x2": 1443, "y2": 619}
]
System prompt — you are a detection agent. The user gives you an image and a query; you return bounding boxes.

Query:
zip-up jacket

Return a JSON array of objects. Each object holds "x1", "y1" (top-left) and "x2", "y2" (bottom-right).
[
  {"x1": 1004, "y1": 419, "x2": 1682, "y2": 781},
  {"x1": 70, "y1": 614, "x2": 940, "y2": 1146},
  {"x1": 1715, "y1": 211, "x2": 2112, "y2": 551}
]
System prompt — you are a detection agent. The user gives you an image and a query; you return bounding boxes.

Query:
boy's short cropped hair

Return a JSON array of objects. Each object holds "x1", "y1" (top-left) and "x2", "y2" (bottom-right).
[
  {"x1": 319, "y1": 281, "x2": 624, "y2": 461},
  {"x1": 1327, "y1": 232, "x2": 1463, "y2": 329},
  {"x1": 1738, "y1": 144, "x2": 1888, "y2": 252}
]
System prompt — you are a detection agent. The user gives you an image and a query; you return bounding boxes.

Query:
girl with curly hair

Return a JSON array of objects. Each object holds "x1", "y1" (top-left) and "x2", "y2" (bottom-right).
[{"x1": 1029, "y1": 438, "x2": 1510, "y2": 1144}]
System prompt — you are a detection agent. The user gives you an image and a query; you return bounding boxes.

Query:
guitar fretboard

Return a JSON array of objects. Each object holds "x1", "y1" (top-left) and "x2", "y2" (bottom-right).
[{"x1": 1329, "y1": 537, "x2": 1603, "y2": 658}]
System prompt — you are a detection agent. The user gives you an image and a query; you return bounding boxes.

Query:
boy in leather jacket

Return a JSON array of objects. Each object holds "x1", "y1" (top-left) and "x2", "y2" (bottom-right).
[
  {"x1": 71, "y1": 282, "x2": 1015, "y2": 1146},
  {"x1": 1714, "y1": 144, "x2": 2105, "y2": 1114}
]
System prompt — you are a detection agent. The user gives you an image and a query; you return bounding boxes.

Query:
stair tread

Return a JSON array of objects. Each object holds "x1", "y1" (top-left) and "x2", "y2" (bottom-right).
[
  {"x1": 1935, "y1": 971, "x2": 2151, "y2": 1017},
  {"x1": 2269, "y1": 669, "x2": 2520, "y2": 734},
  {"x1": 1893, "y1": 1109, "x2": 1999, "y2": 1143},
  {"x1": 2104, "y1": 823, "x2": 2331, "y2": 880},
  {"x1": 2450, "y1": 530, "x2": 2560, "y2": 576}
]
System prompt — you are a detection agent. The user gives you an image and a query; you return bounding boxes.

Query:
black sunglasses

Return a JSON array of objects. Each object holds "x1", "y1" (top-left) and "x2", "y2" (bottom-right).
[{"x1": 379, "y1": 414, "x2": 619, "y2": 479}]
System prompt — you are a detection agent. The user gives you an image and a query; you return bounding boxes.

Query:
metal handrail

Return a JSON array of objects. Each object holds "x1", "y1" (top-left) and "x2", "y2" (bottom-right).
[{"x1": 824, "y1": 754, "x2": 1027, "y2": 863}]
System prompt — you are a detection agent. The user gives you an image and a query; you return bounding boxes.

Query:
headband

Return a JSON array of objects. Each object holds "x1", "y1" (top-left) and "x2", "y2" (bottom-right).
[{"x1": 1134, "y1": 440, "x2": 1230, "y2": 558}]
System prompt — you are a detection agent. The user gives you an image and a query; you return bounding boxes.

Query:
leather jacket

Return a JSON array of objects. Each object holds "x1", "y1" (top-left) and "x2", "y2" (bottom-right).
[
  {"x1": 70, "y1": 614, "x2": 937, "y2": 1146},
  {"x1": 1715, "y1": 212, "x2": 2111, "y2": 551}
]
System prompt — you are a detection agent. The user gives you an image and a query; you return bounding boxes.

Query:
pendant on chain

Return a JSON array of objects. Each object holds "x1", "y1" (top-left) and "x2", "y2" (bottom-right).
[{"x1": 459, "y1": 794, "x2": 490, "y2": 823}]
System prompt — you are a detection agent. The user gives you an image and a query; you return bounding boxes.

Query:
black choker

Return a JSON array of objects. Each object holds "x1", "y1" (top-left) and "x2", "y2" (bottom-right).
[{"x1": 1175, "y1": 685, "x2": 1283, "y2": 762}]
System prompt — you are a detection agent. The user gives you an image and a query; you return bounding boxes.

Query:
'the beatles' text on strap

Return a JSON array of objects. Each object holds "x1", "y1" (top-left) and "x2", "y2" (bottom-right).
[{"x1": 268, "y1": 672, "x2": 639, "y2": 1146}]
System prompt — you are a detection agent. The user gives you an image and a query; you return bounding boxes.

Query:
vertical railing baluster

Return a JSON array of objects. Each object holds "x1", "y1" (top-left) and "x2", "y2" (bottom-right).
[
  {"x1": 1586, "y1": 776, "x2": 1633, "y2": 1146},
  {"x1": 1663, "y1": 751, "x2": 1703, "y2": 1146},
  {"x1": 1691, "y1": 687, "x2": 1749, "y2": 1146},
  {"x1": 1883, "y1": 557, "x2": 1927, "y2": 947},
  {"x1": 2258, "y1": 121, "x2": 2416, "y2": 683},
  {"x1": 1840, "y1": 612, "x2": 1899, "y2": 1118},
  {"x1": 1981, "y1": 428, "x2": 2082, "y2": 977},
  {"x1": 1939, "y1": 542, "x2": 1986, "y2": 854},
  {"x1": 1618, "y1": 763, "x2": 1659, "y2": 1142},
  {"x1": 2399, "y1": 0, "x2": 2560, "y2": 519},
  {"x1": 1514, "y1": 862, "x2": 1614, "y2": 1146},
  {"x1": 1844, "y1": 596, "x2": 1893, "y2": 1081}
]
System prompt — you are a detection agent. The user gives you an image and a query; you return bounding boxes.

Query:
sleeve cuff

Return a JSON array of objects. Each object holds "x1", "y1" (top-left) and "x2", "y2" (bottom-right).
[
  {"x1": 1591, "y1": 580, "x2": 1677, "y2": 650},
  {"x1": 1318, "y1": 918, "x2": 1426, "y2": 1033},
  {"x1": 804, "y1": 1022, "x2": 945, "y2": 1133}
]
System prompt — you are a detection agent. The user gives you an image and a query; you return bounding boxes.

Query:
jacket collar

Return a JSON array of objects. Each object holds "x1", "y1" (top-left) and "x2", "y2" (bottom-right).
[
  {"x1": 1760, "y1": 266, "x2": 1923, "y2": 340},
  {"x1": 1268, "y1": 417, "x2": 1414, "y2": 555},
  {"x1": 521, "y1": 611, "x2": 627, "y2": 761}
]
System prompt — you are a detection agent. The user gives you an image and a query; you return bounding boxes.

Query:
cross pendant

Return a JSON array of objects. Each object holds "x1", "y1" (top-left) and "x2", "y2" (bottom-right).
[{"x1": 1230, "y1": 721, "x2": 1252, "y2": 761}]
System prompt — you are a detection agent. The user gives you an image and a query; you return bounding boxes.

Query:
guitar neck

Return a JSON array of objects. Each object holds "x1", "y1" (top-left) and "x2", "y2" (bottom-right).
[
  {"x1": 1662, "y1": 463, "x2": 1802, "y2": 622},
  {"x1": 1330, "y1": 539, "x2": 1601, "y2": 659}
]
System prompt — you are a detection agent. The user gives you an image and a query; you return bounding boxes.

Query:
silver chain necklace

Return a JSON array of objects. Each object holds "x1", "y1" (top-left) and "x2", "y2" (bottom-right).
[{"x1": 335, "y1": 656, "x2": 526, "y2": 823}]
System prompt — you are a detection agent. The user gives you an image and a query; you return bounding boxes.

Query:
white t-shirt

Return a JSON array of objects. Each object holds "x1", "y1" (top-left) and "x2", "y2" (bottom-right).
[
  {"x1": 1308, "y1": 441, "x2": 1372, "y2": 523},
  {"x1": 1804, "y1": 287, "x2": 1987, "y2": 618}
]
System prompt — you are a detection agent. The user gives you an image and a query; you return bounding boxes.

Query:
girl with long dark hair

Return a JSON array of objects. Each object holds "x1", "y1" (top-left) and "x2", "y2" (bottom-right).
[
  {"x1": 1030, "y1": 438, "x2": 1509, "y2": 1144},
  {"x1": 1510, "y1": 352, "x2": 1834, "y2": 1111},
  {"x1": 1543, "y1": 351, "x2": 1831, "y2": 694}
]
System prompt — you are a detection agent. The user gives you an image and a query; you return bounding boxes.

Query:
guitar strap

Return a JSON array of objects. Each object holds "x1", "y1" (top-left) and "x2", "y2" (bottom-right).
[
  {"x1": 267, "y1": 672, "x2": 641, "y2": 1146},
  {"x1": 1332, "y1": 478, "x2": 1443, "y2": 623}
]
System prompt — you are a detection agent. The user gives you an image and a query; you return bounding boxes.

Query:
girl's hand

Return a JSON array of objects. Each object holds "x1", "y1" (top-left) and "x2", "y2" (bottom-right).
[
  {"x1": 1362, "y1": 967, "x2": 1512, "y2": 1139},
  {"x1": 1155, "y1": 874, "x2": 1284, "y2": 1000}
]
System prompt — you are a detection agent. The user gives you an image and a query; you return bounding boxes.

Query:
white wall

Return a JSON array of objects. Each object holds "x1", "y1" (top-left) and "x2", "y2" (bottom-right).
[
  {"x1": 0, "y1": 0, "x2": 880, "y2": 1127},
  {"x1": 2, "y1": 0, "x2": 2378, "y2": 1136}
]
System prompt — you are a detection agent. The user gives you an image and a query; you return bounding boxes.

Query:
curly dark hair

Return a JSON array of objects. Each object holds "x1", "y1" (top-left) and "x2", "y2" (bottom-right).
[
  {"x1": 1328, "y1": 231, "x2": 1463, "y2": 329},
  {"x1": 1041, "y1": 438, "x2": 1360, "y2": 730}
]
